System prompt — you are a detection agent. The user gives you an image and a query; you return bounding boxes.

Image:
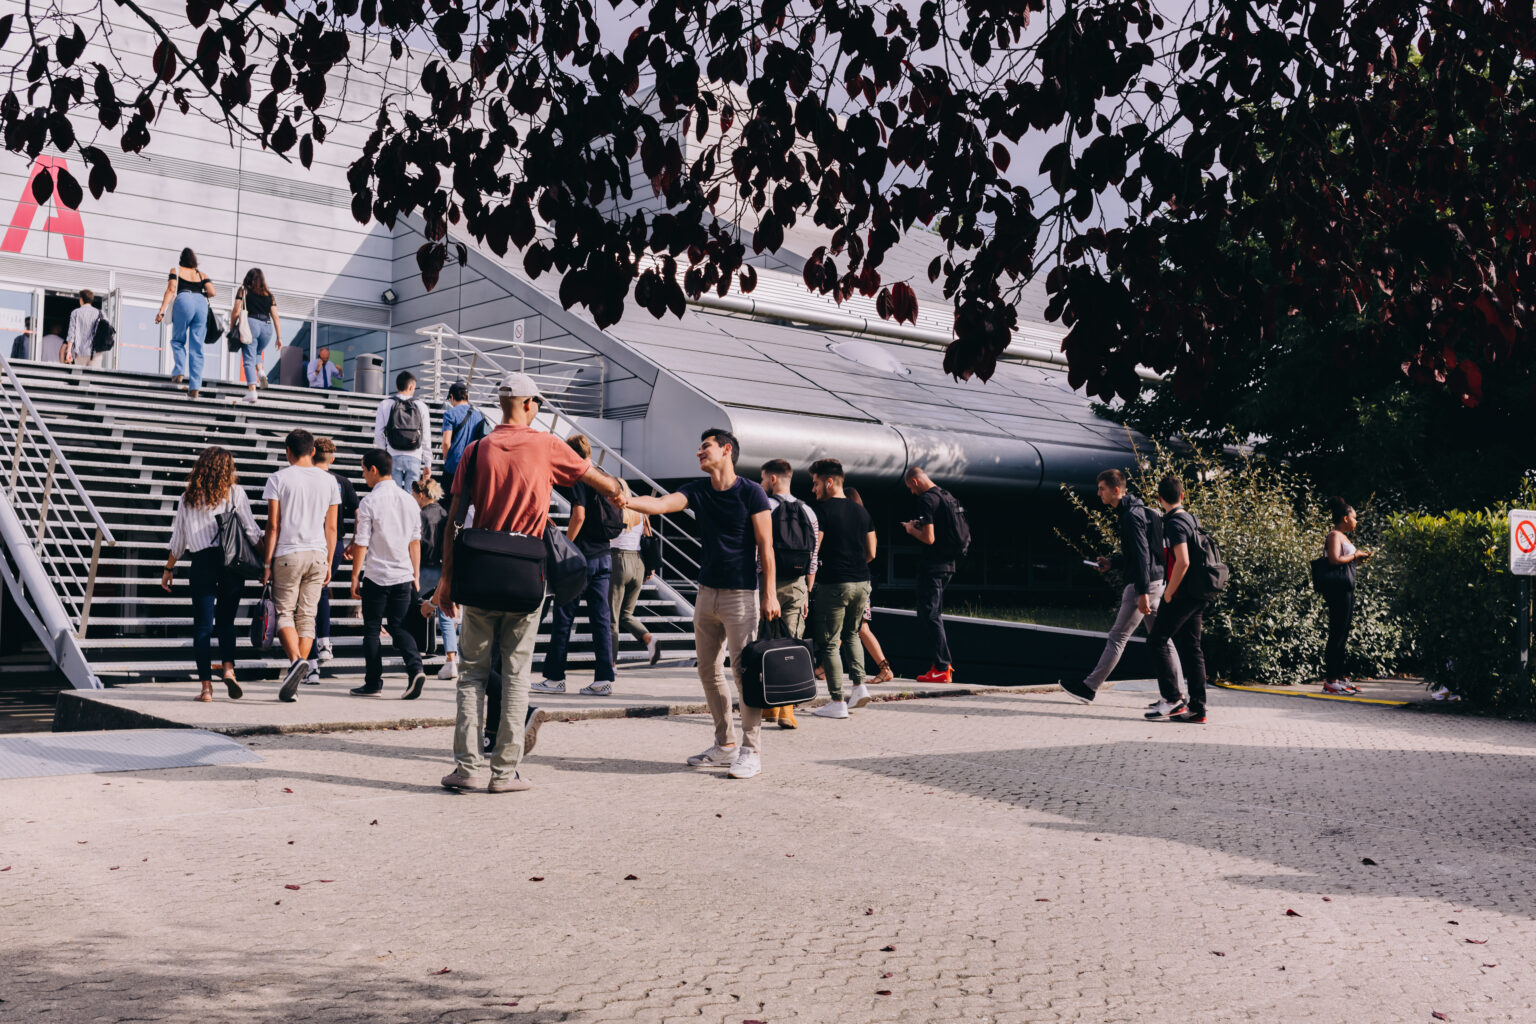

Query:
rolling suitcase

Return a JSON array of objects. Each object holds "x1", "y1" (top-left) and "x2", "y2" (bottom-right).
[{"x1": 739, "y1": 619, "x2": 817, "y2": 709}]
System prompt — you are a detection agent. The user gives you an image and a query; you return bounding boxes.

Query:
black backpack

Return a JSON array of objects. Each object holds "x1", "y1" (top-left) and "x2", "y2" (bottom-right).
[
  {"x1": 932, "y1": 487, "x2": 972, "y2": 560},
  {"x1": 1169, "y1": 510, "x2": 1230, "y2": 596},
  {"x1": 591, "y1": 487, "x2": 626, "y2": 542},
  {"x1": 384, "y1": 395, "x2": 424, "y2": 450},
  {"x1": 771, "y1": 498, "x2": 816, "y2": 579},
  {"x1": 91, "y1": 314, "x2": 115, "y2": 352}
]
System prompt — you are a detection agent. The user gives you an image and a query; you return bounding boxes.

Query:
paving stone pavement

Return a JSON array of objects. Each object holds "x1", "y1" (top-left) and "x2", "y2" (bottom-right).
[{"x1": 5, "y1": 685, "x2": 1536, "y2": 1023}]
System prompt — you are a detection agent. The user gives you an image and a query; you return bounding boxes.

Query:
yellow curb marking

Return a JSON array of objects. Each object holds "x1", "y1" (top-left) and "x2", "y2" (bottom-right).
[{"x1": 1211, "y1": 681, "x2": 1409, "y2": 706}]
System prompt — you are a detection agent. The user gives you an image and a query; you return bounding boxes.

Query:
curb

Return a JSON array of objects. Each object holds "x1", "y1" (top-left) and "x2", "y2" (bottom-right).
[
  {"x1": 54, "y1": 682, "x2": 1065, "y2": 738},
  {"x1": 219, "y1": 683, "x2": 1056, "y2": 736}
]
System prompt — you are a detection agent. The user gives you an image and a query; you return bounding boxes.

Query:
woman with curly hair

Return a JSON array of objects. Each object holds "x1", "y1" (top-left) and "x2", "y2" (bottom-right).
[{"x1": 161, "y1": 446, "x2": 263, "y2": 701}]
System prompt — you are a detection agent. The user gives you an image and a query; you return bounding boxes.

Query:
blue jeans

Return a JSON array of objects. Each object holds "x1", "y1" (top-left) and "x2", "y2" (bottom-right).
[
  {"x1": 392, "y1": 453, "x2": 422, "y2": 490},
  {"x1": 242, "y1": 317, "x2": 275, "y2": 387},
  {"x1": 170, "y1": 291, "x2": 208, "y2": 390},
  {"x1": 542, "y1": 552, "x2": 614, "y2": 682},
  {"x1": 188, "y1": 547, "x2": 241, "y2": 680}
]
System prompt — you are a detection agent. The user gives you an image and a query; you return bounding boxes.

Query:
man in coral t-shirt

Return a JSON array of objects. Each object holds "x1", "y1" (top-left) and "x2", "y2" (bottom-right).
[{"x1": 436, "y1": 372, "x2": 622, "y2": 793}]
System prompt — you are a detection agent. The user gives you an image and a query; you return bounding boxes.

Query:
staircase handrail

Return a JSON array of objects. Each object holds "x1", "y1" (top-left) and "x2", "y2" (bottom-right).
[
  {"x1": 419, "y1": 324, "x2": 703, "y2": 596},
  {"x1": 421, "y1": 322, "x2": 605, "y2": 417},
  {"x1": 0, "y1": 356, "x2": 117, "y2": 546}
]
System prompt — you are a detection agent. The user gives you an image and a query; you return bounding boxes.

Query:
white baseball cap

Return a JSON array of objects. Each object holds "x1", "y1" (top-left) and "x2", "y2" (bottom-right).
[{"x1": 499, "y1": 371, "x2": 545, "y2": 402}]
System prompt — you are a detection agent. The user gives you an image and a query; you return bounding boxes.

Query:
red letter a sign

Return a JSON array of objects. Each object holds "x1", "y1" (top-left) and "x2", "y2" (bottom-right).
[{"x1": 2, "y1": 157, "x2": 85, "y2": 261}]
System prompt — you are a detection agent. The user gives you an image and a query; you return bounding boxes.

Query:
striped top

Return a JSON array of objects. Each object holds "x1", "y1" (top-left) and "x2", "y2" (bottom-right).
[{"x1": 169, "y1": 486, "x2": 263, "y2": 560}]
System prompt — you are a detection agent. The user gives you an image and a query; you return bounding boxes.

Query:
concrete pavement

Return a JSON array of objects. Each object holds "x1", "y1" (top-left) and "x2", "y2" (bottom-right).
[{"x1": 5, "y1": 682, "x2": 1536, "y2": 1022}]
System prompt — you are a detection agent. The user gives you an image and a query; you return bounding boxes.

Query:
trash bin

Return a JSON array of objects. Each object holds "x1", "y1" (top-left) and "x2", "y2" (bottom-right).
[{"x1": 354, "y1": 353, "x2": 384, "y2": 395}]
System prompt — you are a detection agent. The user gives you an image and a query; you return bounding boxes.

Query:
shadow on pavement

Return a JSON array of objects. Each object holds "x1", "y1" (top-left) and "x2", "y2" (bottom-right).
[
  {"x1": 824, "y1": 730, "x2": 1536, "y2": 920},
  {"x1": 2, "y1": 938, "x2": 575, "y2": 1023}
]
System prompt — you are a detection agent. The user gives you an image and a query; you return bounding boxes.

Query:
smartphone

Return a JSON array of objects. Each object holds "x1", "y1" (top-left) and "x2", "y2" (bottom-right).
[{"x1": 1082, "y1": 559, "x2": 1099, "y2": 568}]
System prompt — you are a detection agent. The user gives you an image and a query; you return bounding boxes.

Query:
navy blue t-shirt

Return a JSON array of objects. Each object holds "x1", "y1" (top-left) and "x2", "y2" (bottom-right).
[
  {"x1": 1162, "y1": 508, "x2": 1198, "y2": 583},
  {"x1": 678, "y1": 476, "x2": 773, "y2": 591}
]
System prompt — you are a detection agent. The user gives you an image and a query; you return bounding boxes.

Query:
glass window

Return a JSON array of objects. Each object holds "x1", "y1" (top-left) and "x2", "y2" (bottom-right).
[
  {"x1": 318, "y1": 323, "x2": 388, "y2": 391},
  {"x1": 0, "y1": 287, "x2": 36, "y2": 360},
  {"x1": 269, "y1": 321, "x2": 312, "y2": 386},
  {"x1": 117, "y1": 303, "x2": 163, "y2": 375}
]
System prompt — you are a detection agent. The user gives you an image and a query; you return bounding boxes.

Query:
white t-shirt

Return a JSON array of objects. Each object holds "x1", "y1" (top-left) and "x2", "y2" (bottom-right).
[
  {"x1": 610, "y1": 519, "x2": 644, "y2": 552},
  {"x1": 354, "y1": 479, "x2": 422, "y2": 586},
  {"x1": 40, "y1": 333, "x2": 65, "y2": 362},
  {"x1": 262, "y1": 465, "x2": 341, "y2": 557}
]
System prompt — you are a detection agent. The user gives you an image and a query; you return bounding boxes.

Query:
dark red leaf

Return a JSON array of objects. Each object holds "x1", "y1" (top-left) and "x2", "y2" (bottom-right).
[
  {"x1": 1284, "y1": 909, "x2": 1301, "y2": 917},
  {"x1": 875, "y1": 990, "x2": 891, "y2": 996},
  {"x1": 624, "y1": 874, "x2": 639, "y2": 880},
  {"x1": 284, "y1": 884, "x2": 301, "y2": 890},
  {"x1": 433, "y1": 967, "x2": 452, "y2": 975},
  {"x1": 1210, "y1": 950, "x2": 1225, "y2": 956},
  {"x1": 109, "y1": 866, "x2": 120, "y2": 871},
  {"x1": 369, "y1": 819, "x2": 379, "y2": 826},
  {"x1": 30, "y1": 169, "x2": 52, "y2": 205},
  {"x1": 1465, "y1": 939, "x2": 1487, "y2": 944},
  {"x1": 529, "y1": 876, "x2": 544, "y2": 881},
  {"x1": 282, "y1": 788, "x2": 293, "y2": 793},
  {"x1": 1432, "y1": 1013, "x2": 1449, "y2": 1021},
  {"x1": 1361, "y1": 858, "x2": 1378, "y2": 865},
  {"x1": 880, "y1": 945, "x2": 896, "y2": 952}
]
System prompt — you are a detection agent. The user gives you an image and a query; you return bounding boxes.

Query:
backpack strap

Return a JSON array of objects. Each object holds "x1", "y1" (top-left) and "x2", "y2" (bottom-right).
[{"x1": 454, "y1": 440, "x2": 479, "y2": 527}]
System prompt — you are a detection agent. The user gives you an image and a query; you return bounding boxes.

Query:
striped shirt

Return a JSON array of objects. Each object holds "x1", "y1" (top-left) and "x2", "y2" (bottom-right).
[{"x1": 169, "y1": 487, "x2": 263, "y2": 560}]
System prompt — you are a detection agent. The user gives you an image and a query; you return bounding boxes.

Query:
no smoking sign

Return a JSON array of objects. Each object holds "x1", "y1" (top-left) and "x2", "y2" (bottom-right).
[{"x1": 1511, "y1": 510, "x2": 1536, "y2": 575}]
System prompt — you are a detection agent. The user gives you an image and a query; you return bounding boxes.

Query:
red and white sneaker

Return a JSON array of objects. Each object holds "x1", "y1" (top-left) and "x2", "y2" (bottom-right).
[
  {"x1": 916, "y1": 665, "x2": 954, "y2": 684},
  {"x1": 1322, "y1": 680, "x2": 1353, "y2": 695}
]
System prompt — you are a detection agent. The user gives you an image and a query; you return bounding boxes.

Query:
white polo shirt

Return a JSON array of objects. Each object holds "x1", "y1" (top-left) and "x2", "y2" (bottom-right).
[{"x1": 354, "y1": 478, "x2": 422, "y2": 586}]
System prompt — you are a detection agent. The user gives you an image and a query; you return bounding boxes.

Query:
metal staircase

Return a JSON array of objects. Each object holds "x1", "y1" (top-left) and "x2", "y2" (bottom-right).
[{"x1": 0, "y1": 357, "x2": 697, "y2": 688}]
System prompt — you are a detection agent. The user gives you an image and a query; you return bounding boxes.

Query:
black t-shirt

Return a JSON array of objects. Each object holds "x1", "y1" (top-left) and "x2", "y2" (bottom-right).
[
  {"x1": 677, "y1": 476, "x2": 773, "y2": 591},
  {"x1": 1162, "y1": 508, "x2": 1197, "y2": 583},
  {"x1": 558, "y1": 480, "x2": 612, "y2": 559},
  {"x1": 913, "y1": 488, "x2": 955, "y2": 573},
  {"x1": 329, "y1": 468, "x2": 358, "y2": 536},
  {"x1": 816, "y1": 497, "x2": 874, "y2": 585},
  {"x1": 419, "y1": 501, "x2": 447, "y2": 568},
  {"x1": 243, "y1": 288, "x2": 275, "y2": 319}
]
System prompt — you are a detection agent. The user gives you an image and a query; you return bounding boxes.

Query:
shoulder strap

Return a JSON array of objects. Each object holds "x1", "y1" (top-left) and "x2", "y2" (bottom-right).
[{"x1": 454, "y1": 440, "x2": 479, "y2": 527}]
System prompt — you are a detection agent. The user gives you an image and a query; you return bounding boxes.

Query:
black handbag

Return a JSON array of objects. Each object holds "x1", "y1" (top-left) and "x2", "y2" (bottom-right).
[
  {"x1": 448, "y1": 441, "x2": 548, "y2": 613},
  {"x1": 217, "y1": 493, "x2": 264, "y2": 579},
  {"x1": 205, "y1": 300, "x2": 225, "y2": 343},
  {"x1": 1309, "y1": 555, "x2": 1353, "y2": 593},
  {"x1": 639, "y1": 530, "x2": 663, "y2": 575},
  {"x1": 739, "y1": 618, "x2": 818, "y2": 709},
  {"x1": 248, "y1": 583, "x2": 278, "y2": 651}
]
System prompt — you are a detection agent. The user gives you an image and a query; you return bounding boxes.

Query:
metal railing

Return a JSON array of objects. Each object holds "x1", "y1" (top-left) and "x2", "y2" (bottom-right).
[
  {"x1": 420, "y1": 323, "x2": 704, "y2": 601},
  {"x1": 421, "y1": 323, "x2": 607, "y2": 418},
  {"x1": 0, "y1": 356, "x2": 118, "y2": 637}
]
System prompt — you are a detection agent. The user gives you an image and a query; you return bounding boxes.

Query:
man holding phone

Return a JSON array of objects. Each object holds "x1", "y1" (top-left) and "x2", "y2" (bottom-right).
[{"x1": 1062, "y1": 469, "x2": 1182, "y2": 704}]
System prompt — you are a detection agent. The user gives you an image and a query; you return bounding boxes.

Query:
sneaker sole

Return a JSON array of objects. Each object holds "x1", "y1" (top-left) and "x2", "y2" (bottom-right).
[
  {"x1": 440, "y1": 778, "x2": 476, "y2": 792},
  {"x1": 523, "y1": 709, "x2": 548, "y2": 756},
  {"x1": 402, "y1": 675, "x2": 426, "y2": 701},
  {"x1": 850, "y1": 695, "x2": 872, "y2": 710},
  {"x1": 277, "y1": 662, "x2": 308, "y2": 702}
]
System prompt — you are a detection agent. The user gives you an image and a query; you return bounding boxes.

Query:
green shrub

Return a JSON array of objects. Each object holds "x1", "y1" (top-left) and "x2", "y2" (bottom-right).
[
  {"x1": 1061, "y1": 439, "x2": 1406, "y2": 686},
  {"x1": 1384, "y1": 492, "x2": 1536, "y2": 710}
]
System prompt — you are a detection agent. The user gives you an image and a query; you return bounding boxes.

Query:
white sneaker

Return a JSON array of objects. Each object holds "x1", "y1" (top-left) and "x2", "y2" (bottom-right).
[
  {"x1": 531, "y1": 678, "x2": 566, "y2": 694},
  {"x1": 686, "y1": 744, "x2": 739, "y2": 768},
  {"x1": 241, "y1": 391, "x2": 259, "y2": 404},
  {"x1": 847, "y1": 683, "x2": 873, "y2": 710},
  {"x1": 303, "y1": 659, "x2": 321, "y2": 683},
  {"x1": 579, "y1": 681, "x2": 612, "y2": 696},
  {"x1": 436, "y1": 660, "x2": 458, "y2": 680},
  {"x1": 813, "y1": 700, "x2": 850, "y2": 719},
  {"x1": 646, "y1": 635, "x2": 661, "y2": 665},
  {"x1": 727, "y1": 750, "x2": 762, "y2": 779},
  {"x1": 315, "y1": 640, "x2": 334, "y2": 664}
]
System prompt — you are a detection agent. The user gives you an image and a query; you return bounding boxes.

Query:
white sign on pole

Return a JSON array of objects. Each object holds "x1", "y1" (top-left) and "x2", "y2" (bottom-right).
[
  {"x1": 512, "y1": 319, "x2": 525, "y2": 344},
  {"x1": 1511, "y1": 510, "x2": 1536, "y2": 576}
]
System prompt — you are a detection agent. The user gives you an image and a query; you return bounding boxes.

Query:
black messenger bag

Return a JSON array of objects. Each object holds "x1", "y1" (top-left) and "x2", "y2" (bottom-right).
[
  {"x1": 449, "y1": 441, "x2": 548, "y2": 614},
  {"x1": 739, "y1": 618, "x2": 818, "y2": 709}
]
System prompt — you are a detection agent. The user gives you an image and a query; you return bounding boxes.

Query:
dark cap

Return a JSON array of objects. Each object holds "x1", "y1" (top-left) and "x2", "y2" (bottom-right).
[{"x1": 448, "y1": 381, "x2": 469, "y2": 401}]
